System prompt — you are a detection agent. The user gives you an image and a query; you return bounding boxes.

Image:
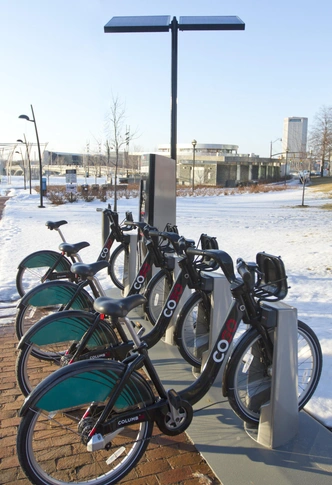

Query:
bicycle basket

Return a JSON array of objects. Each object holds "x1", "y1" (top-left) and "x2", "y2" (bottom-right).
[{"x1": 255, "y1": 252, "x2": 288, "y2": 301}]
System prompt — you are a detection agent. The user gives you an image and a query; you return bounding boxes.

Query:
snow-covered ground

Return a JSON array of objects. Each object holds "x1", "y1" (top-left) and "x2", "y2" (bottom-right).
[{"x1": 0, "y1": 175, "x2": 331, "y2": 428}]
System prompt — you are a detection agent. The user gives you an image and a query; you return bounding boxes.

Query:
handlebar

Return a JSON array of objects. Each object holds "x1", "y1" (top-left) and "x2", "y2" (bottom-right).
[{"x1": 186, "y1": 248, "x2": 238, "y2": 284}]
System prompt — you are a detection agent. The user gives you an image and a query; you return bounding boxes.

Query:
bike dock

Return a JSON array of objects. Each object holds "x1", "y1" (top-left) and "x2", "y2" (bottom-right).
[{"x1": 116, "y1": 283, "x2": 332, "y2": 485}]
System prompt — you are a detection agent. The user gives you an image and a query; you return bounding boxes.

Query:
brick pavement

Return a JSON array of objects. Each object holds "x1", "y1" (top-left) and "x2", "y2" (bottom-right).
[{"x1": 0, "y1": 194, "x2": 220, "y2": 485}]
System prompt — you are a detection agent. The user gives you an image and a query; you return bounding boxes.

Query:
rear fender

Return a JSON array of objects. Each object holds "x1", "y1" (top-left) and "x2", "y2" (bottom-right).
[
  {"x1": 18, "y1": 250, "x2": 71, "y2": 271},
  {"x1": 19, "y1": 359, "x2": 155, "y2": 416},
  {"x1": 17, "y1": 310, "x2": 113, "y2": 348},
  {"x1": 18, "y1": 281, "x2": 94, "y2": 310}
]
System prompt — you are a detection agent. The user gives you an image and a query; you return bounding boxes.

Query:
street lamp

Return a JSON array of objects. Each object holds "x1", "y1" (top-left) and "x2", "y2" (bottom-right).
[
  {"x1": 285, "y1": 149, "x2": 289, "y2": 185},
  {"x1": 105, "y1": 15, "x2": 245, "y2": 164},
  {"x1": 15, "y1": 149, "x2": 26, "y2": 190},
  {"x1": 270, "y1": 138, "x2": 282, "y2": 158},
  {"x1": 17, "y1": 136, "x2": 32, "y2": 194},
  {"x1": 192, "y1": 139, "x2": 197, "y2": 192},
  {"x1": 19, "y1": 105, "x2": 45, "y2": 207}
]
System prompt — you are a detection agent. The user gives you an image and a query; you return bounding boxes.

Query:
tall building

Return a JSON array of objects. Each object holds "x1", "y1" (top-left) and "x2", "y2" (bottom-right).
[{"x1": 282, "y1": 117, "x2": 308, "y2": 157}]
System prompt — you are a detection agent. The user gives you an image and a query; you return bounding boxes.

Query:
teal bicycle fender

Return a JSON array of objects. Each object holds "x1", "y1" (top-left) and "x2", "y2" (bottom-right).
[
  {"x1": 17, "y1": 310, "x2": 110, "y2": 348},
  {"x1": 19, "y1": 359, "x2": 155, "y2": 416},
  {"x1": 18, "y1": 250, "x2": 71, "y2": 271},
  {"x1": 18, "y1": 280, "x2": 94, "y2": 309}
]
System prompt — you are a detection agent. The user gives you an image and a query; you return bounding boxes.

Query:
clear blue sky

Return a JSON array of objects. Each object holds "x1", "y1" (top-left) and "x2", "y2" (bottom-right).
[{"x1": 1, "y1": 0, "x2": 331, "y2": 159}]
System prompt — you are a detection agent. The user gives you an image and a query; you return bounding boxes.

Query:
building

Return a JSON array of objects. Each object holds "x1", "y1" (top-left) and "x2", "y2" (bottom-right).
[
  {"x1": 282, "y1": 117, "x2": 308, "y2": 158},
  {"x1": 157, "y1": 143, "x2": 282, "y2": 187}
]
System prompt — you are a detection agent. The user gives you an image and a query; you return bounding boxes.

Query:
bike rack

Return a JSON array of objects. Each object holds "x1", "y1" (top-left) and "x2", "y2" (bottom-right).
[
  {"x1": 195, "y1": 272, "x2": 233, "y2": 375},
  {"x1": 245, "y1": 301, "x2": 298, "y2": 449},
  {"x1": 123, "y1": 233, "x2": 138, "y2": 296}
]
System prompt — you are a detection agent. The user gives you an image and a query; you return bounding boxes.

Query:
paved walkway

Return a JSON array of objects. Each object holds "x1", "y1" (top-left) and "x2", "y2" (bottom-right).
[{"x1": 0, "y1": 195, "x2": 220, "y2": 484}]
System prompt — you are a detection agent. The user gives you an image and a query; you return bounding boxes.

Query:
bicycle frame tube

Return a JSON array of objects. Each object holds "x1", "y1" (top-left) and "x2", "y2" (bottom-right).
[
  {"x1": 179, "y1": 298, "x2": 245, "y2": 405},
  {"x1": 142, "y1": 269, "x2": 188, "y2": 348},
  {"x1": 96, "y1": 232, "x2": 116, "y2": 262},
  {"x1": 127, "y1": 244, "x2": 155, "y2": 296}
]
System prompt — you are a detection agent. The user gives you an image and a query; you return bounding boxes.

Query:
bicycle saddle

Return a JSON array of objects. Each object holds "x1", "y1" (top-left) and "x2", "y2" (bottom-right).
[
  {"x1": 45, "y1": 220, "x2": 68, "y2": 230},
  {"x1": 58, "y1": 241, "x2": 90, "y2": 256},
  {"x1": 70, "y1": 260, "x2": 109, "y2": 278},
  {"x1": 94, "y1": 294, "x2": 146, "y2": 318}
]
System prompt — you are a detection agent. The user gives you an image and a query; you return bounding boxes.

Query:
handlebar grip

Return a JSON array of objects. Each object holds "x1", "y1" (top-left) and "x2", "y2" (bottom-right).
[{"x1": 236, "y1": 258, "x2": 253, "y2": 285}]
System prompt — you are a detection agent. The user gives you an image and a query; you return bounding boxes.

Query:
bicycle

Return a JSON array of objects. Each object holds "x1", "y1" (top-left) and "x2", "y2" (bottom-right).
[
  {"x1": 16, "y1": 248, "x2": 322, "y2": 485},
  {"x1": 14, "y1": 222, "x2": 182, "y2": 344},
  {"x1": 15, "y1": 206, "x2": 134, "y2": 297},
  {"x1": 15, "y1": 233, "x2": 220, "y2": 395}
]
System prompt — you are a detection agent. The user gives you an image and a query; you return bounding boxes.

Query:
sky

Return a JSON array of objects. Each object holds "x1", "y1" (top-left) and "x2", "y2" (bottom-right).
[
  {"x1": 0, "y1": 175, "x2": 331, "y2": 428},
  {"x1": 1, "y1": 0, "x2": 332, "y2": 161}
]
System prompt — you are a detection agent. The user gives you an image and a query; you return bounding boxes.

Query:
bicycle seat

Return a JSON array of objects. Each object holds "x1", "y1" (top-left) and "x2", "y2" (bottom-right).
[
  {"x1": 70, "y1": 260, "x2": 110, "y2": 278},
  {"x1": 58, "y1": 241, "x2": 90, "y2": 256},
  {"x1": 94, "y1": 294, "x2": 146, "y2": 317},
  {"x1": 46, "y1": 220, "x2": 68, "y2": 230}
]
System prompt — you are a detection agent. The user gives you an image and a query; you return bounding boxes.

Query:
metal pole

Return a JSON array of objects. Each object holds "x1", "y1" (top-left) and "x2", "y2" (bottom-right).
[
  {"x1": 170, "y1": 17, "x2": 178, "y2": 166},
  {"x1": 192, "y1": 139, "x2": 197, "y2": 192},
  {"x1": 30, "y1": 105, "x2": 44, "y2": 207},
  {"x1": 24, "y1": 135, "x2": 32, "y2": 194}
]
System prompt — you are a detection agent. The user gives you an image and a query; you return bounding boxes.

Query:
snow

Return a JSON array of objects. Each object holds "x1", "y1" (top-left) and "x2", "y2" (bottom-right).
[{"x1": 0, "y1": 176, "x2": 331, "y2": 428}]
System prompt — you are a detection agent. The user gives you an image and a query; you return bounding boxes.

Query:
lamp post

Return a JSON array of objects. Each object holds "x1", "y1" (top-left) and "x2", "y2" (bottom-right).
[
  {"x1": 270, "y1": 137, "x2": 282, "y2": 158},
  {"x1": 19, "y1": 105, "x2": 44, "y2": 207},
  {"x1": 104, "y1": 15, "x2": 245, "y2": 166},
  {"x1": 17, "y1": 136, "x2": 32, "y2": 194},
  {"x1": 15, "y1": 149, "x2": 27, "y2": 189},
  {"x1": 285, "y1": 149, "x2": 289, "y2": 185},
  {"x1": 192, "y1": 139, "x2": 197, "y2": 192}
]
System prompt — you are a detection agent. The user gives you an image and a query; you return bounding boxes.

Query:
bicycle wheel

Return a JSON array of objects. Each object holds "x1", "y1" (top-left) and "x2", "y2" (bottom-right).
[
  {"x1": 174, "y1": 292, "x2": 211, "y2": 367},
  {"x1": 16, "y1": 315, "x2": 118, "y2": 396},
  {"x1": 108, "y1": 243, "x2": 126, "y2": 290},
  {"x1": 144, "y1": 269, "x2": 173, "y2": 325},
  {"x1": 16, "y1": 250, "x2": 73, "y2": 297},
  {"x1": 17, "y1": 406, "x2": 153, "y2": 485},
  {"x1": 15, "y1": 281, "x2": 94, "y2": 343},
  {"x1": 225, "y1": 320, "x2": 323, "y2": 425}
]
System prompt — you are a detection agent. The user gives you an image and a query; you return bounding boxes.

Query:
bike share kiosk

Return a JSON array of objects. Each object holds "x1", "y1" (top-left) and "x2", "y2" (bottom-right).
[{"x1": 123, "y1": 153, "x2": 176, "y2": 295}]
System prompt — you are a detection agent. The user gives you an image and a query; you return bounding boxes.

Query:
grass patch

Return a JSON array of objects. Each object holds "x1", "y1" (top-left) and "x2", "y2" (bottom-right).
[
  {"x1": 309, "y1": 176, "x2": 332, "y2": 195},
  {"x1": 321, "y1": 203, "x2": 332, "y2": 210}
]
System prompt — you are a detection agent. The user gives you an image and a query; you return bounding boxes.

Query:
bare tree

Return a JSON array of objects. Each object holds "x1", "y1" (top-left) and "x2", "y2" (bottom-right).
[
  {"x1": 105, "y1": 95, "x2": 137, "y2": 210},
  {"x1": 309, "y1": 105, "x2": 332, "y2": 176}
]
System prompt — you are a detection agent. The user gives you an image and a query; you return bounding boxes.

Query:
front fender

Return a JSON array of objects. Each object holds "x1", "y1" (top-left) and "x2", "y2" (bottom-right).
[
  {"x1": 20, "y1": 359, "x2": 155, "y2": 416},
  {"x1": 18, "y1": 280, "x2": 94, "y2": 310},
  {"x1": 17, "y1": 310, "x2": 112, "y2": 348}
]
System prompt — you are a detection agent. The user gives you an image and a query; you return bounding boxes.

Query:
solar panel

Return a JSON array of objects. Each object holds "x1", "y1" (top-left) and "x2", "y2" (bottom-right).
[
  {"x1": 104, "y1": 16, "x2": 171, "y2": 33},
  {"x1": 179, "y1": 16, "x2": 245, "y2": 31}
]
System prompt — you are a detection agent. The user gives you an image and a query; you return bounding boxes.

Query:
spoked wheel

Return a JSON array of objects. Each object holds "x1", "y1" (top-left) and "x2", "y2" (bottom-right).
[
  {"x1": 225, "y1": 320, "x2": 323, "y2": 425},
  {"x1": 144, "y1": 269, "x2": 173, "y2": 325},
  {"x1": 17, "y1": 406, "x2": 153, "y2": 485},
  {"x1": 174, "y1": 292, "x2": 210, "y2": 367},
  {"x1": 109, "y1": 244, "x2": 126, "y2": 291}
]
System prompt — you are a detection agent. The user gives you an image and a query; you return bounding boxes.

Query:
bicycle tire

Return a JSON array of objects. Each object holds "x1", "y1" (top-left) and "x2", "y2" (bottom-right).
[
  {"x1": 16, "y1": 250, "x2": 74, "y2": 297},
  {"x1": 108, "y1": 243, "x2": 126, "y2": 290},
  {"x1": 15, "y1": 281, "x2": 94, "y2": 347},
  {"x1": 225, "y1": 319, "x2": 323, "y2": 425},
  {"x1": 144, "y1": 269, "x2": 173, "y2": 325},
  {"x1": 16, "y1": 312, "x2": 119, "y2": 396},
  {"x1": 174, "y1": 291, "x2": 211, "y2": 367},
  {"x1": 17, "y1": 360, "x2": 155, "y2": 485}
]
